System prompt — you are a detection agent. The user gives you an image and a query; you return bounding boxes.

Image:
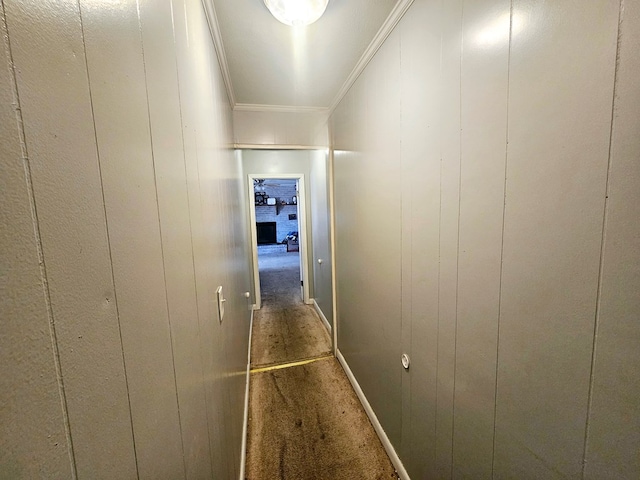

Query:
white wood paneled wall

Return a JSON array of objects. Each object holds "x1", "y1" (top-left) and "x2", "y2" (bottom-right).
[
  {"x1": 331, "y1": 0, "x2": 639, "y2": 478},
  {"x1": 0, "y1": 0, "x2": 252, "y2": 478},
  {"x1": 233, "y1": 108, "x2": 329, "y2": 147}
]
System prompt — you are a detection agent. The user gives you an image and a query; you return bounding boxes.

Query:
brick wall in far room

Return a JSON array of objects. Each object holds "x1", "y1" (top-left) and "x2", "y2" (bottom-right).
[{"x1": 255, "y1": 183, "x2": 299, "y2": 243}]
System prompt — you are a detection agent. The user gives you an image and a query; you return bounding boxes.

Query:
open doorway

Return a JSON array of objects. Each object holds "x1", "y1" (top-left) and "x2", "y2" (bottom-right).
[{"x1": 248, "y1": 174, "x2": 310, "y2": 309}]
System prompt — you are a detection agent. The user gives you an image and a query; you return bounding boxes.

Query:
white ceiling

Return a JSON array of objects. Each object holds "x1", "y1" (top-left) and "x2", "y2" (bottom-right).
[{"x1": 210, "y1": 0, "x2": 400, "y2": 109}]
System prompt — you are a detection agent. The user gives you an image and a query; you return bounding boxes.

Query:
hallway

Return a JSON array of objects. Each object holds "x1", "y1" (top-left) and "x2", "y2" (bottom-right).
[
  {"x1": 2, "y1": 0, "x2": 639, "y2": 479},
  {"x1": 246, "y1": 247, "x2": 398, "y2": 479},
  {"x1": 252, "y1": 244, "x2": 331, "y2": 365}
]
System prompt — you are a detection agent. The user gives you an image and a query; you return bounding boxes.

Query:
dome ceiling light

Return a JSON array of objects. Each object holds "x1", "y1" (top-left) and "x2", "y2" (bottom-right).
[{"x1": 263, "y1": 0, "x2": 329, "y2": 27}]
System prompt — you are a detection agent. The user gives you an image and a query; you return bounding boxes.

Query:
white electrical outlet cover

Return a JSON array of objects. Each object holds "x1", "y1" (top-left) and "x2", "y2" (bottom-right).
[{"x1": 401, "y1": 353, "x2": 410, "y2": 370}]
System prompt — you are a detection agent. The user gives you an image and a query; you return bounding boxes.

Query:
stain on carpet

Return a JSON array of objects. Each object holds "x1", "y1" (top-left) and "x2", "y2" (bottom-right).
[
  {"x1": 246, "y1": 358, "x2": 399, "y2": 480},
  {"x1": 251, "y1": 303, "x2": 332, "y2": 368},
  {"x1": 247, "y1": 247, "x2": 397, "y2": 479}
]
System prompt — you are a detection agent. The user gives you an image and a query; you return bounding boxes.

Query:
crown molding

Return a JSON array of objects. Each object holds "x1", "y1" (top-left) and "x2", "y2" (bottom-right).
[
  {"x1": 201, "y1": 0, "x2": 413, "y2": 115},
  {"x1": 234, "y1": 103, "x2": 329, "y2": 114},
  {"x1": 201, "y1": 0, "x2": 236, "y2": 107},
  {"x1": 328, "y1": 0, "x2": 414, "y2": 114}
]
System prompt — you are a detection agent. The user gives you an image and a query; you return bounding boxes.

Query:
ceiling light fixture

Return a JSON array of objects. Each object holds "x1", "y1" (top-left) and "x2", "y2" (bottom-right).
[{"x1": 263, "y1": 0, "x2": 329, "y2": 27}]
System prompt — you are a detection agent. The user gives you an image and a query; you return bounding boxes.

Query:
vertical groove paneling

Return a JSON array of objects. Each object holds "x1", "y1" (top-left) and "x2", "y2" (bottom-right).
[
  {"x1": 435, "y1": 0, "x2": 463, "y2": 476},
  {"x1": 2, "y1": 0, "x2": 251, "y2": 477},
  {"x1": 3, "y1": 0, "x2": 138, "y2": 477},
  {"x1": 399, "y1": 11, "x2": 414, "y2": 466},
  {"x1": 78, "y1": 0, "x2": 185, "y2": 476},
  {"x1": 310, "y1": 150, "x2": 333, "y2": 327},
  {"x1": 137, "y1": 0, "x2": 214, "y2": 478},
  {"x1": 494, "y1": 1, "x2": 619, "y2": 478},
  {"x1": 331, "y1": 0, "x2": 634, "y2": 478},
  {"x1": 173, "y1": 1, "x2": 253, "y2": 478},
  {"x1": 453, "y1": 0, "x2": 509, "y2": 477},
  {"x1": 4, "y1": 0, "x2": 638, "y2": 476},
  {"x1": 0, "y1": 4, "x2": 74, "y2": 476},
  {"x1": 399, "y1": 0, "x2": 442, "y2": 477},
  {"x1": 333, "y1": 27, "x2": 404, "y2": 450},
  {"x1": 171, "y1": 4, "x2": 220, "y2": 471},
  {"x1": 584, "y1": 1, "x2": 640, "y2": 478}
]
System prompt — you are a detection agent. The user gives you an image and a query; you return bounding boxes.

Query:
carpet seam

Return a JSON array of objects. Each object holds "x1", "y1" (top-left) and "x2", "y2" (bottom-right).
[{"x1": 250, "y1": 354, "x2": 334, "y2": 374}]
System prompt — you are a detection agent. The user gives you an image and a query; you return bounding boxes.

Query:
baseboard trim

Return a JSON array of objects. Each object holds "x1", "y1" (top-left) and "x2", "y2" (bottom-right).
[
  {"x1": 336, "y1": 350, "x2": 410, "y2": 480},
  {"x1": 239, "y1": 308, "x2": 254, "y2": 480},
  {"x1": 312, "y1": 299, "x2": 332, "y2": 333}
]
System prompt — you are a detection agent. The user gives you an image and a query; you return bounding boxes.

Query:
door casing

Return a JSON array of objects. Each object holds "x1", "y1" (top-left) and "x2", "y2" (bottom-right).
[{"x1": 247, "y1": 173, "x2": 310, "y2": 309}]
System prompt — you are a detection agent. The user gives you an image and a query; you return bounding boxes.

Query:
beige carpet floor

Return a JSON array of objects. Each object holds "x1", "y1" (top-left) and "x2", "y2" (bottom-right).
[
  {"x1": 246, "y1": 246, "x2": 398, "y2": 480},
  {"x1": 251, "y1": 246, "x2": 332, "y2": 367}
]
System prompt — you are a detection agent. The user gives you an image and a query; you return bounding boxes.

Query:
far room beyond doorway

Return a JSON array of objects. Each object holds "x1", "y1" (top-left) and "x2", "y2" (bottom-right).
[
  {"x1": 251, "y1": 177, "x2": 305, "y2": 308},
  {"x1": 254, "y1": 178, "x2": 299, "y2": 246}
]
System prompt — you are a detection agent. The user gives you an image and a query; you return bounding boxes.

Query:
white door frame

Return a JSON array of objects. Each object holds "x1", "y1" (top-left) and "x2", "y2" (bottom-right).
[{"x1": 247, "y1": 173, "x2": 310, "y2": 309}]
